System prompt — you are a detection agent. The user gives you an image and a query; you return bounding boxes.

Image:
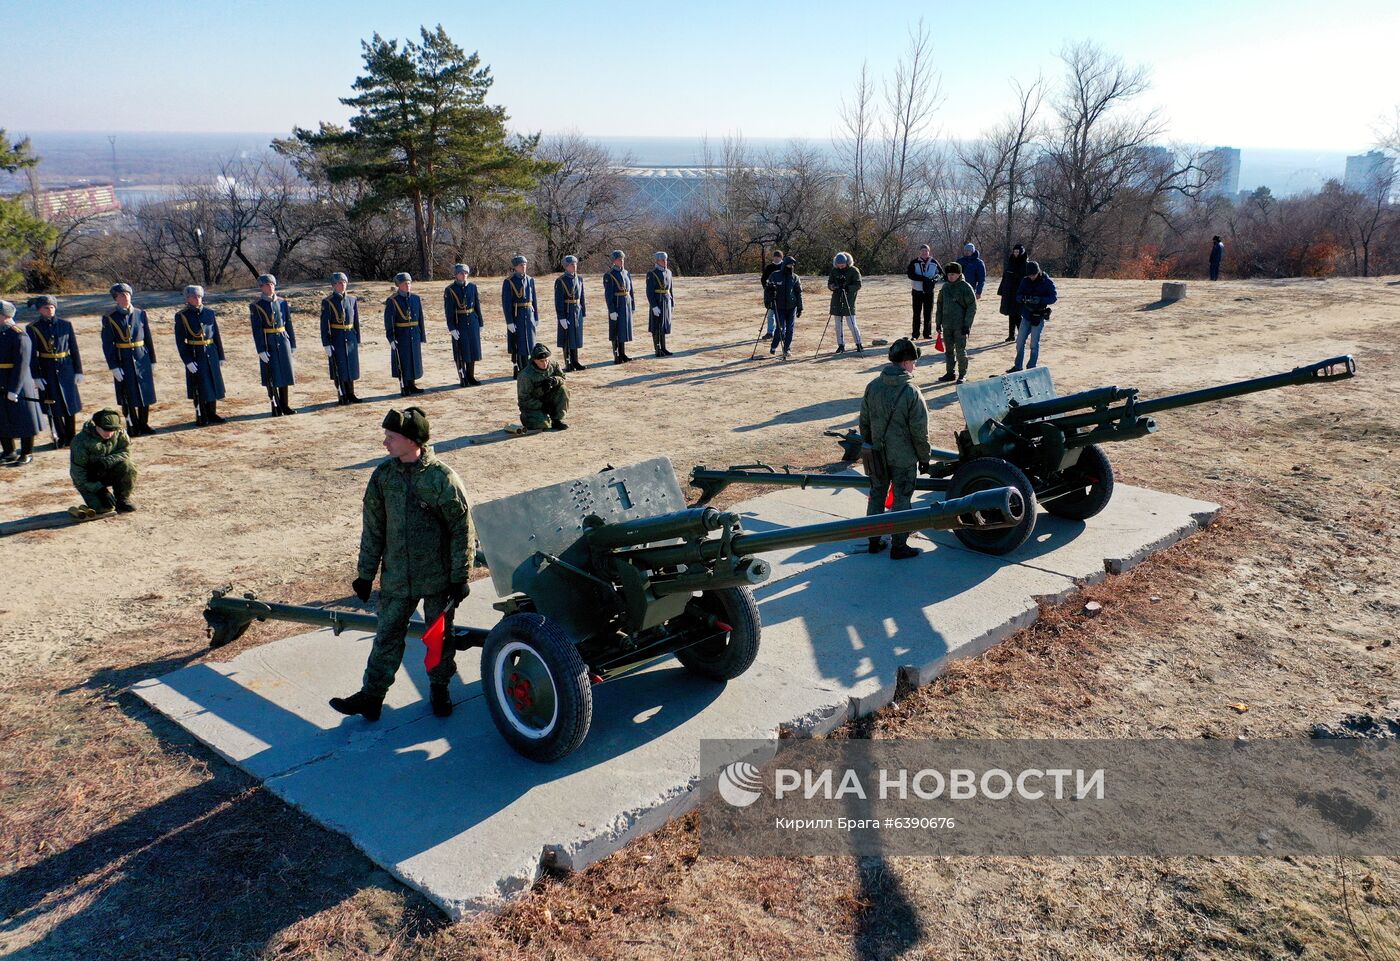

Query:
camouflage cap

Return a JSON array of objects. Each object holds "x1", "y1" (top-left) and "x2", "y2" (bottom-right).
[
  {"x1": 531, "y1": 343, "x2": 552, "y2": 359},
  {"x1": 382, "y1": 406, "x2": 429, "y2": 445},
  {"x1": 93, "y1": 408, "x2": 123, "y2": 431},
  {"x1": 888, "y1": 337, "x2": 921, "y2": 363}
]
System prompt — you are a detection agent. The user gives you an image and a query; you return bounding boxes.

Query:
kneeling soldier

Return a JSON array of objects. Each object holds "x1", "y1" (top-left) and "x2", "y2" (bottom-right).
[
  {"x1": 68, "y1": 407, "x2": 137, "y2": 517},
  {"x1": 331, "y1": 407, "x2": 473, "y2": 721},
  {"x1": 517, "y1": 343, "x2": 569, "y2": 431},
  {"x1": 859, "y1": 338, "x2": 932, "y2": 560}
]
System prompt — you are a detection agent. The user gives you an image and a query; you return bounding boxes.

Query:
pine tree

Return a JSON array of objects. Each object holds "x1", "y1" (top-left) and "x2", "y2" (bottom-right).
[
  {"x1": 294, "y1": 25, "x2": 548, "y2": 279},
  {"x1": 0, "y1": 131, "x2": 56, "y2": 293}
]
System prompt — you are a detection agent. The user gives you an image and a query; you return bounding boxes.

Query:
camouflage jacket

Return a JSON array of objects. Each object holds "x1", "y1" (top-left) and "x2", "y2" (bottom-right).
[
  {"x1": 516, "y1": 361, "x2": 565, "y2": 413},
  {"x1": 69, "y1": 419, "x2": 132, "y2": 493},
  {"x1": 935, "y1": 277, "x2": 978, "y2": 332},
  {"x1": 357, "y1": 447, "x2": 473, "y2": 597},
  {"x1": 859, "y1": 364, "x2": 931, "y2": 467}
]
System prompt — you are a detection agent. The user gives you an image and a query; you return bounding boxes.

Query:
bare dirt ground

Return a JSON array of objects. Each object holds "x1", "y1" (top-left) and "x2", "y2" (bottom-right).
[{"x1": 1, "y1": 273, "x2": 1397, "y2": 960}]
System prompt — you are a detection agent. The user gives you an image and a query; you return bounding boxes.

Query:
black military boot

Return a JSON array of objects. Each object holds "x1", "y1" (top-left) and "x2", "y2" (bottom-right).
[
  {"x1": 278, "y1": 387, "x2": 297, "y2": 415},
  {"x1": 936, "y1": 372, "x2": 956, "y2": 383},
  {"x1": 659, "y1": 333, "x2": 672, "y2": 357},
  {"x1": 206, "y1": 402, "x2": 226, "y2": 424},
  {"x1": 618, "y1": 344, "x2": 631, "y2": 363},
  {"x1": 890, "y1": 536, "x2": 923, "y2": 561},
  {"x1": 430, "y1": 684, "x2": 453, "y2": 718},
  {"x1": 464, "y1": 362, "x2": 481, "y2": 386},
  {"x1": 572, "y1": 349, "x2": 586, "y2": 371},
  {"x1": 329, "y1": 691, "x2": 383, "y2": 722},
  {"x1": 115, "y1": 499, "x2": 137, "y2": 513},
  {"x1": 867, "y1": 536, "x2": 887, "y2": 554},
  {"x1": 135, "y1": 406, "x2": 155, "y2": 435},
  {"x1": 194, "y1": 402, "x2": 208, "y2": 427},
  {"x1": 346, "y1": 383, "x2": 361, "y2": 402}
]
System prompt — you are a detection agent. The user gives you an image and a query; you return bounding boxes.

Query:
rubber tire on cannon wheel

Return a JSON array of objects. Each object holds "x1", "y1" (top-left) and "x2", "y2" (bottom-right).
[
  {"x1": 948, "y1": 457, "x2": 1038, "y2": 555},
  {"x1": 1043, "y1": 444, "x2": 1115, "y2": 521},
  {"x1": 675, "y1": 587, "x2": 762, "y2": 681},
  {"x1": 481, "y1": 613, "x2": 592, "y2": 762}
]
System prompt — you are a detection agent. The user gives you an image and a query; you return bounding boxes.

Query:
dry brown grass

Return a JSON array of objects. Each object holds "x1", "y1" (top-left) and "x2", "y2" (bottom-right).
[{"x1": 2, "y1": 275, "x2": 1398, "y2": 960}]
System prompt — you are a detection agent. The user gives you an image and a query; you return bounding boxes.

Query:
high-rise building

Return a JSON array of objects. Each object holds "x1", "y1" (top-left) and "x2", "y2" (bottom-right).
[
  {"x1": 1202, "y1": 147, "x2": 1241, "y2": 198},
  {"x1": 1343, "y1": 150, "x2": 1396, "y2": 199}
]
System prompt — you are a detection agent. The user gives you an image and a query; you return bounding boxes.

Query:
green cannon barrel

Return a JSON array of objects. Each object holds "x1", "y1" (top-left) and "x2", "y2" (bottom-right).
[
  {"x1": 202, "y1": 590, "x2": 490, "y2": 650},
  {"x1": 690, "y1": 464, "x2": 957, "y2": 505},
  {"x1": 585, "y1": 506, "x2": 729, "y2": 550},
  {"x1": 616, "y1": 487, "x2": 1024, "y2": 569},
  {"x1": 1027, "y1": 355, "x2": 1356, "y2": 433}
]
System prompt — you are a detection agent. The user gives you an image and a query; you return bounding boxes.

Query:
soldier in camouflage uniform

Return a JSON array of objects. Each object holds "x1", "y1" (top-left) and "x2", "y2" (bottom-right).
[
  {"x1": 330, "y1": 407, "x2": 474, "y2": 721},
  {"x1": 858, "y1": 337, "x2": 932, "y2": 560},
  {"x1": 68, "y1": 407, "x2": 137, "y2": 518},
  {"x1": 516, "y1": 343, "x2": 570, "y2": 431}
]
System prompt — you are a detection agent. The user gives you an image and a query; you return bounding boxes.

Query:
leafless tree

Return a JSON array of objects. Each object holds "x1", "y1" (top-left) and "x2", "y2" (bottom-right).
[
  {"x1": 955, "y1": 78, "x2": 1044, "y2": 256},
  {"x1": 530, "y1": 133, "x2": 638, "y2": 269},
  {"x1": 696, "y1": 135, "x2": 762, "y2": 272},
  {"x1": 1032, "y1": 42, "x2": 1203, "y2": 276},
  {"x1": 745, "y1": 141, "x2": 837, "y2": 262},
  {"x1": 832, "y1": 22, "x2": 943, "y2": 270}
]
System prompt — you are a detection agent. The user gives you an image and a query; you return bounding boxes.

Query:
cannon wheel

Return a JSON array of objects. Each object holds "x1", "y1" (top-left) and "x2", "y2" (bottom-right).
[
  {"x1": 481, "y1": 613, "x2": 592, "y2": 762},
  {"x1": 1043, "y1": 444, "x2": 1115, "y2": 521},
  {"x1": 947, "y1": 457, "x2": 1038, "y2": 555},
  {"x1": 675, "y1": 587, "x2": 761, "y2": 681}
]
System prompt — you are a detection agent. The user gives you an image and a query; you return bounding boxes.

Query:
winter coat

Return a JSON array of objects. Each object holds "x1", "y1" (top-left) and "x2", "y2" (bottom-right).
[
  {"x1": 996, "y1": 252, "x2": 1029, "y2": 317},
  {"x1": 936, "y1": 277, "x2": 978, "y2": 333},
  {"x1": 1015, "y1": 272, "x2": 1059, "y2": 322},
  {"x1": 956, "y1": 253, "x2": 987, "y2": 296},
  {"x1": 767, "y1": 268, "x2": 803, "y2": 314},
  {"x1": 827, "y1": 266, "x2": 862, "y2": 315},
  {"x1": 859, "y1": 363, "x2": 931, "y2": 468},
  {"x1": 357, "y1": 447, "x2": 473, "y2": 598}
]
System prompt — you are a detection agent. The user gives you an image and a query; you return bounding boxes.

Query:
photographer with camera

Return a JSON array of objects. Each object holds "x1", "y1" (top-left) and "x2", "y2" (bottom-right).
[
  {"x1": 826, "y1": 252, "x2": 864, "y2": 354},
  {"x1": 1008, "y1": 260, "x2": 1057, "y2": 372}
]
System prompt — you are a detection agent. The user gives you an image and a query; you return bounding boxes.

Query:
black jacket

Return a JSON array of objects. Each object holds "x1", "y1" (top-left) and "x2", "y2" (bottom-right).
[
  {"x1": 761, "y1": 261, "x2": 782, "y2": 308},
  {"x1": 906, "y1": 257, "x2": 943, "y2": 293},
  {"x1": 996, "y1": 253, "x2": 1030, "y2": 316},
  {"x1": 766, "y1": 268, "x2": 803, "y2": 314}
]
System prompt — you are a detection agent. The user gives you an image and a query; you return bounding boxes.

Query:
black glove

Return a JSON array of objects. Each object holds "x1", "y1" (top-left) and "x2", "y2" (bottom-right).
[
  {"x1": 919, "y1": 461, "x2": 932, "y2": 475},
  {"x1": 450, "y1": 581, "x2": 470, "y2": 604},
  {"x1": 352, "y1": 577, "x2": 373, "y2": 602},
  {"x1": 796, "y1": 307, "x2": 803, "y2": 318}
]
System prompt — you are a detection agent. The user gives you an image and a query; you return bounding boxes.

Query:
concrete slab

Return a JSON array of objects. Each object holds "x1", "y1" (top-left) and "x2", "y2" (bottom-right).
[{"x1": 135, "y1": 481, "x2": 1218, "y2": 918}]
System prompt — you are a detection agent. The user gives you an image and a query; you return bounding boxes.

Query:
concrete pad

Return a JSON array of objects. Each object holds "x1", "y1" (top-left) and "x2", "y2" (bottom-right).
[{"x1": 135, "y1": 481, "x2": 1218, "y2": 918}]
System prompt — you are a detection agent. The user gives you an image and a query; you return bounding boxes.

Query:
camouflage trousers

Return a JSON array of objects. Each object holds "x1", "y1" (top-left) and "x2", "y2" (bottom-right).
[
  {"x1": 76, "y1": 460, "x2": 137, "y2": 511},
  {"x1": 362, "y1": 592, "x2": 456, "y2": 698},
  {"x1": 520, "y1": 383, "x2": 570, "y2": 431},
  {"x1": 942, "y1": 324, "x2": 970, "y2": 377},
  {"x1": 863, "y1": 449, "x2": 917, "y2": 545}
]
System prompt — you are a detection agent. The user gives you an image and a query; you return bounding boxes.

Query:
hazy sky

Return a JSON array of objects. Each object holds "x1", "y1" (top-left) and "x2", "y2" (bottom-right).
[{"x1": 3, "y1": 0, "x2": 1396, "y2": 151}]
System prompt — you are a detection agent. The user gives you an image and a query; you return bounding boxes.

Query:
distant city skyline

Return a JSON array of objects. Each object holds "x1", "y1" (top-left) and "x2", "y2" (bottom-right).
[{"x1": 3, "y1": 0, "x2": 1397, "y2": 153}]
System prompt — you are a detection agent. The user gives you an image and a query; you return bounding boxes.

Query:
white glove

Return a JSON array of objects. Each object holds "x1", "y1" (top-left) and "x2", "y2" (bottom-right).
[
  {"x1": 652, "y1": 307, "x2": 661, "y2": 317},
  {"x1": 507, "y1": 323, "x2": 517, "y2": 334},
  {"x1": 35, "y1": 378, "x2": 47, "y2": 391},
  {"x1": 450, "y1": 329, "x2": 460, "y2": 341},
  {"x1": 389, "y1": 341, "x2": 397, "y2": 351},
  {"x1": 325, "y1": 345, "x2": 335, "y2": 357},
  {"x1": 258, "y1": 352, "x2": 271, "y2": 363},
  {"x1": 111, "y1": 368, "x2": 125, "y2": 383},
  {"x1": 291, "y1": 347, "x2": 297, "y2": 354},
  {"x1": 609, "y1": 312, "x2": 618, "y2": 321},
  {"x1": 5, "y1": 391, "x2": 16, "y2": 402},
  {"x1": 186, "y1": 362, "x2": 198, "y2": 374},
  {"x1": 559, "y1": 318, "x2": 569, "y2": 329},
  {"x1": 75, "y1": 373, "x2": 84, "y2": 384}
]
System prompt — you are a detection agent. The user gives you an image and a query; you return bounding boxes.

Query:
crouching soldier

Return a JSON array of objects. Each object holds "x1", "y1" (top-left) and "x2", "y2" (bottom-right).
[
  {"x1": 331, "y1": 407, "x2": 473, "y2": 721},
  {"x1": 68, "y1": 407, "x2": 137, "y2": 518},
  {"x1": 859, "y1": 338, "x2": 932, "y2": 560},
  {"x1": 517, "y1": 343, "x2": 569, "y2": 431}
]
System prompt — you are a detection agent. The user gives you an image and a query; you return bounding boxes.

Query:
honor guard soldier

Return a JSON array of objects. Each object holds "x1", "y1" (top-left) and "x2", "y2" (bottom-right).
[
  {"x1": 646, "y1": 251, "x2": 675, "y2": 357},
  {"x1": 517, "y1": 343, "x2": 570, "y2": 431},
  {"x1": 68, "y1": 407, "x2": 137, "y2": 517},
  {"x1": 251, "y1": 274, "x2": 298, "y2": 416},
  {"x1": 102, "y1": 283, "x2": 158, "y2": 435},
  {"x1": 385, "y1": 272, "x2": 426, "y2": 395},
  {"x1": 859, "y1": 337, "x2": 932, "y2": 560},
  {"x1": 26, "y1": 294, "x2": 84, "y2": 447},
  {"x1": 444, "y1": 264, "x2": 483, "y2": 386},
  {"x1": 501, "y1": 255, "x2": 538, "y2": 379},
  {"x1": 321, "y1": 272, "x2": 362, "y2": 404},
  {"x1": 1, "y1": 300, "x2": 42, "y2": 465},
  {"x1": 554, "y1": 255, "x2": 587, "y2": 371},
  {"x1": 331, "y1": 406, "x2": 473, "y2": 721},
  {"x1": 174, "y1": 285, "x2": 227, "y2": 426},
  {"x1": 603, "y1": 249, "x2": 635, "y2": 364}
]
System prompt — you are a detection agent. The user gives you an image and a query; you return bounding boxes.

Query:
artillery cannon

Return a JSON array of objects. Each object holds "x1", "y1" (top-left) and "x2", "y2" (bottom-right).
[
  {"x1": 203, "y1": 458, "x2": 1024, "y2": 762},
  {"x1": 692, "y1": 355, "x2": 1356, "y2": 555}
]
